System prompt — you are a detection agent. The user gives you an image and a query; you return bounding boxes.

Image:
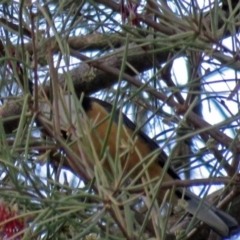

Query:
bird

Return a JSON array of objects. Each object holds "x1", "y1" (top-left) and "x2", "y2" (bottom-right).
[{"x1": 40, "y1": 94, "x2": 238, "y2": 237}]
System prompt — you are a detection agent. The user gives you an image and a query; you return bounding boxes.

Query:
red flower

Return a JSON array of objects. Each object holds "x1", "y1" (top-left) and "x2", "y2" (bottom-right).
[
  {"x1": 120, "y1": 0, "x2": 140, "y2": 26},
  {"x1": 0, "y1": 201, "x2": 25, "y2": 239}
]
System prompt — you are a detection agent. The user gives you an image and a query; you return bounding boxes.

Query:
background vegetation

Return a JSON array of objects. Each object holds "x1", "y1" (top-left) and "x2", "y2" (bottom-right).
[{"x1": 0, "y1": 0, "x2": 239, "y2": 239}]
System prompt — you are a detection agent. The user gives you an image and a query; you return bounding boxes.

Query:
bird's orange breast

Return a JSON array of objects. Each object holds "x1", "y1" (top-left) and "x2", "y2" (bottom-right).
[{"x1": 72, "y1": 102, "x2": 175, "y2": 188}]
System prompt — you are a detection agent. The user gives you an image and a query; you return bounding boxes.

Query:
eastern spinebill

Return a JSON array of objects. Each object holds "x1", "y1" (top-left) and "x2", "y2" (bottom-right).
[{"x1": 41, "y1": 95, "x2": 238, "y2": 237}]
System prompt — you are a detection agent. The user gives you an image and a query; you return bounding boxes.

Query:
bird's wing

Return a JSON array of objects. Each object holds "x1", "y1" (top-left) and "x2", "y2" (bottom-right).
[{"x1": 89, "y1": 97, "x2": 180, "y2": 180}]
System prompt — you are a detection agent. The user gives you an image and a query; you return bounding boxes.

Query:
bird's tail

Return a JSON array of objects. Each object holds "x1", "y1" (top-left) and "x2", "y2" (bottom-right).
[{"x1": 184, "y1": 190, "x2": 238, "y2": 237}]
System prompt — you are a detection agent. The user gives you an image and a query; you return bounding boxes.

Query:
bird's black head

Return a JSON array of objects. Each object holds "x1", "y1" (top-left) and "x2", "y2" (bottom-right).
[{"x1": 81, "y1": 96, "x2": 92, "y2": 112}]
